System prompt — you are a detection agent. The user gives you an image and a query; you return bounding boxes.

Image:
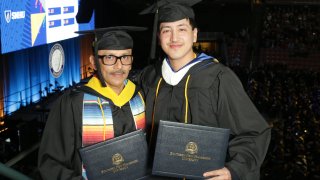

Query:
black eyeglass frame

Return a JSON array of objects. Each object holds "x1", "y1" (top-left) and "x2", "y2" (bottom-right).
[{"x1": 97, "y1": 55, "x2": 133, "y2": 66}]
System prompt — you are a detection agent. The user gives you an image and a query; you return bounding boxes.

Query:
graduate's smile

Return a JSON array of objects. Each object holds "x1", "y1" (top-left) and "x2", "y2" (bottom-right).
[{"x1": 169, "y1": 43, "x2": 183, "y2": 49}]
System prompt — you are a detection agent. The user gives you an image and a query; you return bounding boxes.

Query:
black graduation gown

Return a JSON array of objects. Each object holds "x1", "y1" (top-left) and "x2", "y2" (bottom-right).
[
  {"x1": 138, "y1": 58, "x2": 271, "y2": 180},
  {"x1": 38, "y1": 85, "x2": 140, "y2": 180}
]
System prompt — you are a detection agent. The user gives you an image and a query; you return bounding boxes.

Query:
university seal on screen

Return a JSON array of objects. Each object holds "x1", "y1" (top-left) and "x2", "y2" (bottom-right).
[{"x1": 49, "y1": 43, "x2": 65, "y2": 78}]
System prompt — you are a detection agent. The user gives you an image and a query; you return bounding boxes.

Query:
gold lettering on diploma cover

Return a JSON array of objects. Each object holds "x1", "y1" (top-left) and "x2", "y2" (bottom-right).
[
  {"x1": 169, "y1": 142, "x2": 211, "y2": 162},
  {"x1": 100, "y1": 153, "x2": 139, "y2": 174}
]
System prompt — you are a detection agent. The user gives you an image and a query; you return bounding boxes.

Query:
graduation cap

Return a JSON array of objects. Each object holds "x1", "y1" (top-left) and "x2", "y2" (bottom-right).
[
  {"x1": 140, "y1": 0, "x2": 201, "y2": 23},
  {"x1": 139, "y1": 0, "x2": 201, "y2": 62},
  {"x1": 75, "y1": 26, "x2": 147, "y2": 50},
  {"x1": 75, "y1": 26, "x2": 147, "y2": 86}
]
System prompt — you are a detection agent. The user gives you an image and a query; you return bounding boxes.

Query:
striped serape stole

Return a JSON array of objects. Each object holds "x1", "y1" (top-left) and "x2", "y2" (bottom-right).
[
  {"x1": 129, "y1": 92, "x2": 146, "y2": 130},
  {"x1": 82, "y1": 93, "x2": 114, "y2": 147}
]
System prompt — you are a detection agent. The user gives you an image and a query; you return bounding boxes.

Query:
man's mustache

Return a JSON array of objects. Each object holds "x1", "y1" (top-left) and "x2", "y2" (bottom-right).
[{"x1": 111, "y1": 70, "x2": 126, "y2": 74}]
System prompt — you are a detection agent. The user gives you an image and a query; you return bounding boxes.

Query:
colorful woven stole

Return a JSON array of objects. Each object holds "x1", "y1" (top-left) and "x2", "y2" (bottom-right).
[
  {"x1": 82, "y1": 92, "x2": 146, "y2": 144},
  {"x1": 81, "y1": 92, "x2": 145, "y2": 179},
  {"x1": 129, "y1": 92, "x2": 146, "y2": 130},
  {"x1": 82, "y1": 93, "x2": 114, "y2": 146}
]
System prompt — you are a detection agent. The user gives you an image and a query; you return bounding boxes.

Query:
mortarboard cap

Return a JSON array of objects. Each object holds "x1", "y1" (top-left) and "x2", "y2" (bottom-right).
[
  {"x1": 75, "y1": 26, "x2": 147, "y2": 50},
  {"x1": 140, "y1": 0, "x2": 201, "y2": 23}
]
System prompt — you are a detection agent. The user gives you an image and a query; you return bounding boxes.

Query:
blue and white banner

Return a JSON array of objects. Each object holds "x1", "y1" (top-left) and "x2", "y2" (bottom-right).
[{"x1": 1, "y1": 0, "x2": 94, "y2": 54}]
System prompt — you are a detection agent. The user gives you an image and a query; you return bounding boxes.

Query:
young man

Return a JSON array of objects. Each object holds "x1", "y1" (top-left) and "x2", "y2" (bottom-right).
[
  {"x1": 138, "y1": 1, "x2": 271, "y2": 180},
  {"x1": 38, "y1": 26, "x2": 147, "y2": 179}
]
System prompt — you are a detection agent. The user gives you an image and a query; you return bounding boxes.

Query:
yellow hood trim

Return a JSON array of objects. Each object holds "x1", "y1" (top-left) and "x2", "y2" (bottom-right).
[{"x1": 85, "y1": 76, "x2": 136, "y2": 107}]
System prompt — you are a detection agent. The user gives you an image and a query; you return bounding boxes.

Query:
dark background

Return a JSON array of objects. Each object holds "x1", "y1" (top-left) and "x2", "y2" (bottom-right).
[{"x1": 76, "y1": 0, "x2": 252, "y2": 68}]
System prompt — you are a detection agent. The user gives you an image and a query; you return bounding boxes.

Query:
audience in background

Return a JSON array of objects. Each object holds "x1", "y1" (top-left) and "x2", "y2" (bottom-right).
[
  {"x1": 228, "y1": 64, "x2": 320, "y2": 180},
  {"x1": 261, "y1": 5, "x2": 320, "y2": 55}
]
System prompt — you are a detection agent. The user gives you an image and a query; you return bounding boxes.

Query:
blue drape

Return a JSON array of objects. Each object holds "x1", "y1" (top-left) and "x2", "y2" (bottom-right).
[{"x1": 2, "y1": 37, "x2": 81, "y2": 114}]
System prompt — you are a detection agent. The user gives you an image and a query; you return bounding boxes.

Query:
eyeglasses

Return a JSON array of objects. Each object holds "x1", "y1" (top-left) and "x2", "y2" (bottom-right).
[{"x1": 98, "y1": 55, "x2": 133, "y2": 66}]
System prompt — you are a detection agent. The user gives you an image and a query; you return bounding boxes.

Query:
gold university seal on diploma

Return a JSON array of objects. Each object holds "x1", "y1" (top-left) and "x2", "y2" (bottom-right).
[
  {"x1": 185, "y1": 142, "x2": 198, "y2": 155},
  {"x1": 112, "y1": 153, "x2": 124, "y2": 166}
]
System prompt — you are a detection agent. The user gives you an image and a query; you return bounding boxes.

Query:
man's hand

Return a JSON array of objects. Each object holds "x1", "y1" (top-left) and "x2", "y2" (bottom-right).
[{"x1": 203, "y1": 167, "x2": 231, "y2": 180}]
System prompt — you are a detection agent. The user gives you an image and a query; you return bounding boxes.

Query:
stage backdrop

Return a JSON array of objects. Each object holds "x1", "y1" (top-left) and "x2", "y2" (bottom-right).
[{"x1": 1, "y1": 37, "x2": 82, "y2": 115}]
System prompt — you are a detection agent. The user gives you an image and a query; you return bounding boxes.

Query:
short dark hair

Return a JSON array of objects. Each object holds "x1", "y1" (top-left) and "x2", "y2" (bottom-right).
[{"x1": 188, "y1": 18, "x2": 197, "y2": 30}]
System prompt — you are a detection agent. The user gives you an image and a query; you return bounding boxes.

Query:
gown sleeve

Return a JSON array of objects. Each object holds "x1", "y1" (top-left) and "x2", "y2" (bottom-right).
[
  {"x1": 214, "y1": 67, "x2": 271, "y2": 180},
  {"x1": 38, "y1": 91, "x2": 84, "y2": 180}
]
